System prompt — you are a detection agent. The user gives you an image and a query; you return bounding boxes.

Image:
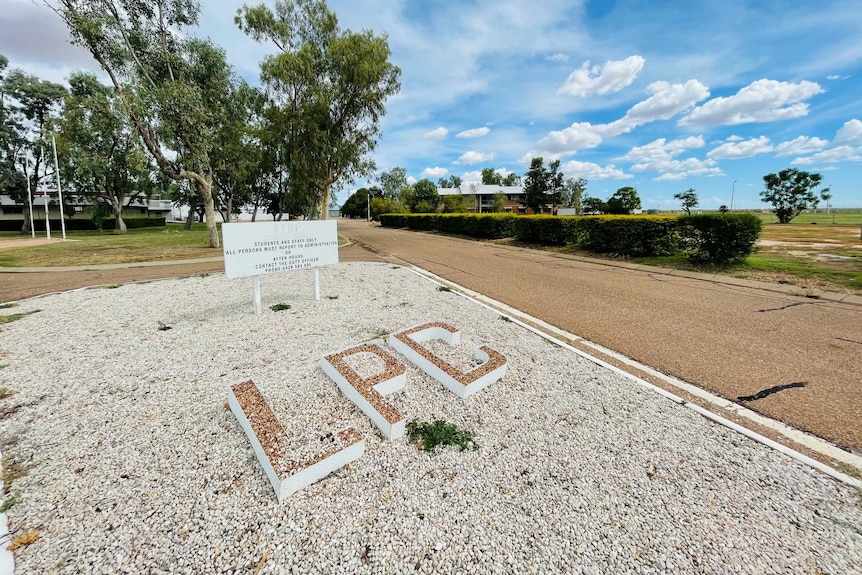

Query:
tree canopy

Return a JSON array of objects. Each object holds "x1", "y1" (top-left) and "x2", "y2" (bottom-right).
[
  {"x1": 674, "y1": 188, "x2": 698, "y2": 215},
  {"x1": 0, "y1": 57, "x2": 66, "y2": 233},
  {"x1": 52, "y1": 0, "x2": 233, "y2": 247},
  {"x1": 236, "y1": 0, "x2": 401, "y2": 219},
  {"x1": 760, "y1": 168, "x2": 830, "y2": 224},
  {"x1": 606, "y1": 187, "x2": 641, "y2": 214}
]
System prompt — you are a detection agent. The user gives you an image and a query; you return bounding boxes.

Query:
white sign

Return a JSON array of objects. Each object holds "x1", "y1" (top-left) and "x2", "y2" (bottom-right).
[{"x1": 222, "y1": 221, "x2": 339, "y2": 279}]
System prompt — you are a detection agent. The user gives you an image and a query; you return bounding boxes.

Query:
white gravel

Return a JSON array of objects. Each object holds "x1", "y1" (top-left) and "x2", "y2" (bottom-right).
[{"x1": 0, "y1": 261, "x2": 860, "y2": 574}]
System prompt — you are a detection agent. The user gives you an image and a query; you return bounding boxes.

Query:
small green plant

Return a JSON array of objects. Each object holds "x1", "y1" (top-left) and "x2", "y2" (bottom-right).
[
  {"x1": 0, "y1": 303, "x2": 17, "y2": 310},
  {"x1": 499, "y1": 315, "x2": 512, "y2": 322},
  {"x1": 270, "y1": 303, "x2": 291, "y2": 312},
  {"x1": 104, "y1": 285, "x2": 121, "y2": 289},
  {"x1": 0, "y1": 494, "x2": 17, "y2": 513},
  {"x1": 199, "y1": 273, "x2": 209, "y2": 278},
  {"x1": 437, "y1": 285, "x2": 452, "y2": 292},
  {"x1": 370, "y1": 328, "x2": 390, "y2": 339},
  {"x1": 406, "y1": 419, "x2": 478, "y2": 452},
  {"x1": 325, "y1": 295, "x2": 339, "y2": 300},
  {"x1": 0, "y1": 387, "x2": 14, "y2": 399}
]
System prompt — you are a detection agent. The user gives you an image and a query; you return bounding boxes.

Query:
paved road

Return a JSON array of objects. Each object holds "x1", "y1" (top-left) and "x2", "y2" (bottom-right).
[{"x1": 337, "y1": 219, "x2": 862, "y2": 454}]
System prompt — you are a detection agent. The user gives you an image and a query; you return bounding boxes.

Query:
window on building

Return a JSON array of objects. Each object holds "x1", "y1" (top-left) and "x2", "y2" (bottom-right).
[{"x1": 2, "y1": 206, "x2": 24, "y2": 214}]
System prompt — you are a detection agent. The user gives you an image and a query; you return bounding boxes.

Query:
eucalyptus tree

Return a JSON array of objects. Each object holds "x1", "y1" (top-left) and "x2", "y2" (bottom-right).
[
  {"x1": 212, "y1": 81, "x2": 267, "y2": 222},
  {"x1": 57, "y1": 72, "x2": 155, "y2": 232},
  {"x1": 236, "y1": 0, "x2": 401, "y2": 219},
  {"x1": 0, "y1": 57, "x2": 67, "y2": 233},
  {"x1": 51, "y1": 0, "x2": 233, "y2": 247}
]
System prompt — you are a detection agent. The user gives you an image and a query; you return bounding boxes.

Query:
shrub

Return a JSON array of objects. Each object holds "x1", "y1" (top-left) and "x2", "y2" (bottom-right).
[
  {"x1": 0, "y1": 217, "x2": 166, "y2": 232},
  {"x1": 578, "y1": 216, "x2": 681, "y2": 257},
  {"x1": 678, "y1": 213, "x2": 762, "y2": 264},
  {"x1": 379, "y1": 213, "x2": 515, "y2": 239},
  {"x1": 512, "y1": 215, "x2": 577, "y2": 246}
]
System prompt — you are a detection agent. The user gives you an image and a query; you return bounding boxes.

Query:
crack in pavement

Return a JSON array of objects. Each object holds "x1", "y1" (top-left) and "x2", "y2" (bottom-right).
[
  {"x1": 837, "y1": 337, "x2": 862, "y2": 346},
  {"x1": 422, "y1": 259, "x2": 477, "y2": 276},
  {"x1": 738, "y1": 381, "x2": 808, "y2": 402},
  {"x1": 757, "y1": 301, "x2": 822, "y2": 313}
]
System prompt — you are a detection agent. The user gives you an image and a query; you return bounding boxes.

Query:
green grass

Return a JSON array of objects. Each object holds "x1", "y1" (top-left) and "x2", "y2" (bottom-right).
[
  {"x1": 0, "y1": 303, "x2": 17, "y2": 309},
  {"x1": 744, "y1": 254, "x2": 862, "y2": 289},
  {"x1": 0, "y1": 223, "x2": 222, "y2": 267},
  {"x1": 634, "y1": 253, "x2": 862, "y2": 292},
  {"x1": 753, "y1": 210, "x2": 862, "y2": 225},
  {"x1": 270, "y1": 303, "x2": 291, "y2": 312}
]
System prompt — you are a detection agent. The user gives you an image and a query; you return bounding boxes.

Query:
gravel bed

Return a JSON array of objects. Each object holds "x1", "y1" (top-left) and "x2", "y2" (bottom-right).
[{"x1": 0, "y1": 261, "x2": 860, "y2": 574}]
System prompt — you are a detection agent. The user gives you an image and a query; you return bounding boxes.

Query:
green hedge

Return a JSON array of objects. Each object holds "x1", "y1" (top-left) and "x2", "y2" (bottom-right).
[
  {"x1": 380, "y1": 213, "x2": 515, "y2": 239},
  {"x1": 577, "y1": 216, "x2": 682, "y2": 257},
  {"x1": 678, "y1": 213, "x2": 762, "y2": 264},
  {"x1": 0, "y1": 217, "x2": 166, "y2": 232},
  {"x1": 380, "y1": 212, "x2": 761, "y2": 264}
]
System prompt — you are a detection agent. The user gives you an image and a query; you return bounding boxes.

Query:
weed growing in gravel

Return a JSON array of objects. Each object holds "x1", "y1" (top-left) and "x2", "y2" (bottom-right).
[
  {"x1": 437, "y1": 286, "x2": 452, "y2": 292},
  {"x1": 104, "y1": 285, "x2": 121, "y2": 289},
  {"x1": 2, "y1": 453, "x2": 34, "y2": 494},
  {"x1": 8, "y1": 530, "x2": 39, "y2": 551},
  {"x1": 499, "y1": 315, "x2": 512, "y2": 322},
  {"x1": 0, "y1": 303, "x2": 17, "y2": 309},
  {"x1": 407, "y1": 419, "x2": 478, "y2": 452},
  {"x1": 0, "y1": 310, "x2": 39, "y2": 325},
  {"x1": 370, "y1": 328, "x2": 390, "y2": 339},
  {"x1": 837, "y1": 462, "x2": 862, "y2": 481},
  {"x1": 0, "y1": 387, "x2": 14, "y2": 399},
  {"x1": 325, "y1": 295, "x2": 339, "y2": 300},
  {"x1": 0, "y1": 494, "x2": 17, "y2": 513},
  {"x1": 270, "y1": 303, "x2": 291, "y2": 312}
]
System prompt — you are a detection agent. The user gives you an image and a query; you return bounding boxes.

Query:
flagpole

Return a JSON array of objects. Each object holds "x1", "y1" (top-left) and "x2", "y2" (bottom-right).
[{"x1": 52, "y1": 135, "x2": 67, "y2": 240}]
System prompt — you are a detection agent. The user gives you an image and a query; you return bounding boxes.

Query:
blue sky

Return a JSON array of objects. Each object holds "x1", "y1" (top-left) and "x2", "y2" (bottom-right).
[{"x1": 3, "y1": 0, "x2": 861, "y2": 209}]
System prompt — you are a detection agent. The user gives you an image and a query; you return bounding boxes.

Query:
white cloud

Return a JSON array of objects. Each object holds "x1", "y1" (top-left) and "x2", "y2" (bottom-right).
[
  {"x1": 559, "y1": 160, "x2": 632, "y2": 180},
  {"x1": 455, "y1": 151, "x2": 494, "y2": 165},
  {"x1": 834, "y1": 119, "x2": 862, "y2": 145},
  {"x1": 826, "y1": 75, "x2": 849, "y2": 80},
  {"x1": 557, "y1": 55, "x2": 645, "y2": 97},
  {"x1": 546, "y1": 53, "x2": 569, "y2": 63},
  {"x1": 680, "y1": 79, "x2": 824, "y2": 126},
  {"x1": 536, "y1": 122, "x2": 603, "y2": 154},
  {"x1": 621, "y1": 136, "x2": 705, "y2": 163},
  {"x1": 406, "y1": 176, "x2": 417, "y2": 185},
  {"x1": 420, "y1": 167, "x2": 448, "y2": 179},
  {"x1": 774, "y1": 136, "x2": 829, "y2": 157},
  {"x1": 600, "y1": 80, "x2": 710, "y2": 136},
  {"x1": 456, "y1": 127, "x2": 491, "y2": 138},
  {"x1": 460, "y1": 171, "x2": 482, "y2": 186},
  {"x1": 707, "y1": 136, "x2": 773, "y2": 159},
  {"x1": 423, "y1": 127, "x2": 449, "y2": 140},
  {"x1": 622, "y1": 136, "x2": 721, "y2": 180},
  {"x1": 791, "y1": 146, "x2": 862, "y2": 165}
]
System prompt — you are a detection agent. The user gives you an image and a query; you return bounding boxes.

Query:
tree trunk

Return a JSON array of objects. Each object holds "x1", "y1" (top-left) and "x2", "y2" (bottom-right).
[
  {"x1": 21, "y1": 203, "x2": 32, "y2": 234},
  {"x1": 184, "y1": 198, "x2": 195, "y2": 231},
  {"x1": 200, "y1": 172, "x2": 219, "y2": 248},
  {"x1": 111, "y1": 196, "x2": 128, "y2": 234},
  {"x1": 226, "y1": 196, "x2": 234, "y2": 224},
  {"x1": 251, "y1": 203, "x2": 258, "y2": 222}
]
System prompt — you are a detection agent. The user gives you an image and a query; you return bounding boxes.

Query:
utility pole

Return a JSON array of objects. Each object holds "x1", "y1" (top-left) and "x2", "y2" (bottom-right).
[{"x1": 730, "y1": 180, "x2": 737, "y2": 211}]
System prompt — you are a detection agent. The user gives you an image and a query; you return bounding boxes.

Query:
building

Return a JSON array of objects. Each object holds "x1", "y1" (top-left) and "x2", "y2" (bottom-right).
[
  {"x1": 437, "y1": 184, "x2": 526, "y2": 214},
  {"x1": 0, "y1": 192, "x2": 173, "y2": 222}
]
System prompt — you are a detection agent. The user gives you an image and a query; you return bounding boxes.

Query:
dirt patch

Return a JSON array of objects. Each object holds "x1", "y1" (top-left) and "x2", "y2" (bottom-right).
[{"x1": 0, "y1": 238, "x2": 73, "y2": 250}]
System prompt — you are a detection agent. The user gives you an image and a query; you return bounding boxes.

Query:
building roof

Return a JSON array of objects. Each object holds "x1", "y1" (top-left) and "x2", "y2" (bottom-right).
[{"x1": 437, "y1": 185, "x2": 524, "y2": 196}]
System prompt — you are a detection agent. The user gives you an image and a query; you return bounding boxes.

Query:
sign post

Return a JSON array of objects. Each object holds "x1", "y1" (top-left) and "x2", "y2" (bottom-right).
[{"x1": 222, "y1": 221, "x2": 339, "y2": 313}]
